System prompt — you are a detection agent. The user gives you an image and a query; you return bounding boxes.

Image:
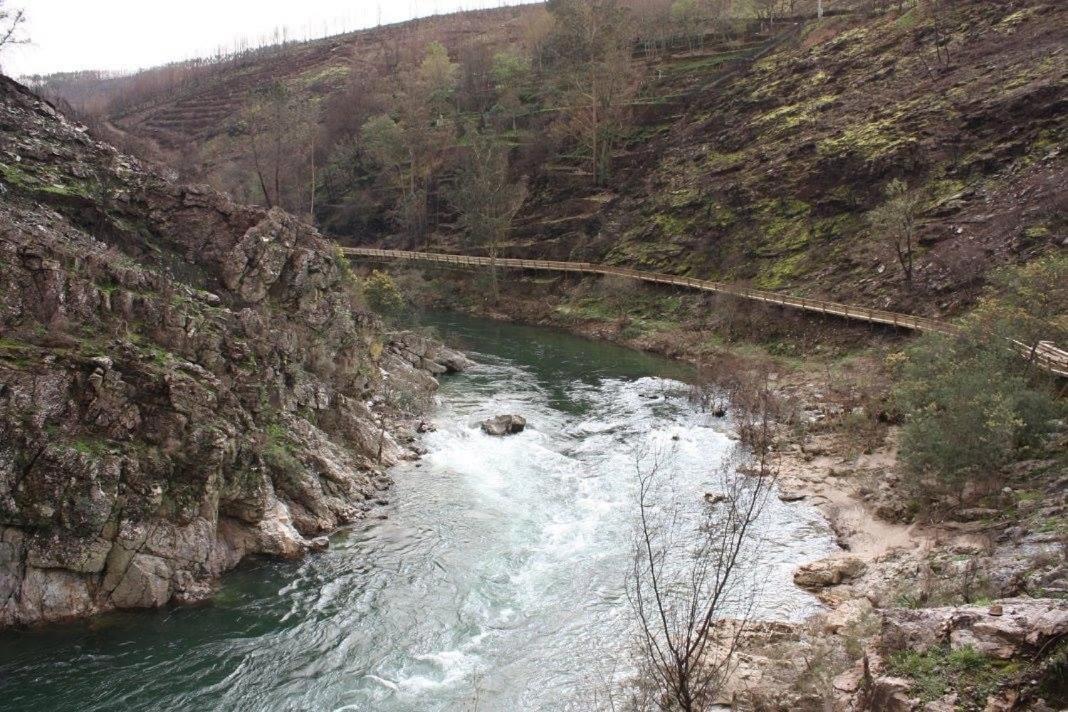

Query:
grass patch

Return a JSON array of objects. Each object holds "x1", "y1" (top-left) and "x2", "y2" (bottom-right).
[
  {"x1": 887, "y1": 646, "x2": 1019, "y2": 705},
  {"x1": 818, "y1": 117, "x2": 918, "y2": 161},
  {"x1": 68, "y1": 436, "x2": 113, "y2": 458}
]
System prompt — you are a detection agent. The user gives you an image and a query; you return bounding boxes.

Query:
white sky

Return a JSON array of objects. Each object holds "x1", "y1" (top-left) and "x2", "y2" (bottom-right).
[{"x1": 3, "y1": 0, "x2": 541, "y2": 78}]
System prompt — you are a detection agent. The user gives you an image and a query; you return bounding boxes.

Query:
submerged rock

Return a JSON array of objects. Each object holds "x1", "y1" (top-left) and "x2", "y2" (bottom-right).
[{"x1": 481, "y1": 415, "x2": 527, "y2": 436}]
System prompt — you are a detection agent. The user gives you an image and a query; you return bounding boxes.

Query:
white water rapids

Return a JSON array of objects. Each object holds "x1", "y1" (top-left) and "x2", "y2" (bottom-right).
[{"x1": 0, "y1": 315, "x2": 837, "y2": 711}]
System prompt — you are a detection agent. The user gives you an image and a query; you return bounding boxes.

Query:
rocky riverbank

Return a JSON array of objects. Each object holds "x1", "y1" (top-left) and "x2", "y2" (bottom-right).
[
  {"x1": 0, "y1": 78, "x2": 473, "y2": 627},
  {"x1": 399, "y1": 274, "x2": 1067, "y2": 709}
]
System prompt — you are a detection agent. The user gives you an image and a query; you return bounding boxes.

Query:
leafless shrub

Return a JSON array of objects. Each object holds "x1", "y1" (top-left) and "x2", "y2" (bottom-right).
[
  {"x1": 0, "y1": 1, "x2": 26, "y2": 53},
  {"x1": 598, "y1": 273, "x2": 645, "y2": 318},
  {"x1": 629, "y1": 375, "x2": 783, "y2": 711}
]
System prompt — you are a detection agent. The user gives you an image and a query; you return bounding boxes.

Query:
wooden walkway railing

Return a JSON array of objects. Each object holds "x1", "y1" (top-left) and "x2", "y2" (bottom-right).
[{"x1": 344, "y1": 247, "x2": 1068, "y2": 377}]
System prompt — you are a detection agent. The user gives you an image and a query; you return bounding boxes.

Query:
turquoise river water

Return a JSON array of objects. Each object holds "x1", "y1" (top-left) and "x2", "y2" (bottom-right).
[{"x1": 0, "y1": 314, "x2": 837, "y2": 711}]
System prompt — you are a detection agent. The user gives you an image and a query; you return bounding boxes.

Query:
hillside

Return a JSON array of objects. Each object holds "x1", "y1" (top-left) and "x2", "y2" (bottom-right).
[
  {"x1": 0, "y1": 76, "x2": 457, "y2": 626},
  {"x1": 37, "y1": 0, "x2": 1066, "y2": 322},
  {"x1": 32, "y1": 6, "x2": 545, "y2": 160},
  {"x1": 576, "y1": 0, "x2": 1066, "y2": 314}
]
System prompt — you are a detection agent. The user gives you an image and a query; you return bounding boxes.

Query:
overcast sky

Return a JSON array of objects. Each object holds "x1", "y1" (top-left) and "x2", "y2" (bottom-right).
[{"x1": 3, "y1": 0, "x2": 541, "y2": 78}]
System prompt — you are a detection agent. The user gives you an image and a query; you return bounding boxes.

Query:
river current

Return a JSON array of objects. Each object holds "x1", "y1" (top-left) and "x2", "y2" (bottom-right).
[{"x1": 0, "y1": 314, "x2": 836, "y2": 711}]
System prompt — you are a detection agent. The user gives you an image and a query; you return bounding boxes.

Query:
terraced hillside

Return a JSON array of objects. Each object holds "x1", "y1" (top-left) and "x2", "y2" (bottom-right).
[
  {"x1": 509, "y1": 0, "x2": 1066, "y2": 316},
  {"x1": 39, "y1": 0, "x2": 1067, "y2": 318},
  {"x1": 45, "y1": 6, "x2": 546, "y2": 153}
]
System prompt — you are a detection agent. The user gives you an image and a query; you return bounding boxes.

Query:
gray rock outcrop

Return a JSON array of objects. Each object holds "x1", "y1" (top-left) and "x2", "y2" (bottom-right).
[
  {"x1": 793, "y1": 556, "x2": 868, "y2": 590},
  {"x1": 0, "y1": 77, "x2": 446, "y2": 627},
  {"x1": 879, "y1": 598, "x2": 1068, "y2": 660}
]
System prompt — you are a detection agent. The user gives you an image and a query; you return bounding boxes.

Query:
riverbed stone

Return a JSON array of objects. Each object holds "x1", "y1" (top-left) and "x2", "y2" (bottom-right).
[
  {"x1": 481, "y1": 415, "x2": 527, "y2": 436},
  {"x1": 793, "y1": 556, "x2": 867, "y2": 590}
]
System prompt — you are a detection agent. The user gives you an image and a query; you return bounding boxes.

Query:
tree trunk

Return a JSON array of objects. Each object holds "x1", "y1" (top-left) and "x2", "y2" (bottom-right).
[
  {"x1": 309, "y1": 137, "x2": 316, "y2": 225},
  {"x1": 490, "y1": 241, "x2": 500, "y2": 304},
  {"x1": 273, "y1": 134, "x2": 282, "y2": 213},
  {"x1": 249, "y1": 135, "x2": 274, "y2": 208}
]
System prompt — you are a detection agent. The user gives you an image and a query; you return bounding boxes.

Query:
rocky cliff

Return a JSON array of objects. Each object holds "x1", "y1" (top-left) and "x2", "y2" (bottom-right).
[{"x1": 0, "y1": 77, "x2": 454, "y2": 627}]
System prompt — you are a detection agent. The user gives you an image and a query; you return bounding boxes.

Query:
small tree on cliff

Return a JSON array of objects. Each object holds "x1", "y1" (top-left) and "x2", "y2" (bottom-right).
[
  {"x1": 446, "y1": 130, "x2": 527, "y2": 303},
  {"x1": 869, "y1": 178, "x2": 924, "y2": 288},
  {"x1": 239, "y1": 82, "x2": 317, "y2": 215}
]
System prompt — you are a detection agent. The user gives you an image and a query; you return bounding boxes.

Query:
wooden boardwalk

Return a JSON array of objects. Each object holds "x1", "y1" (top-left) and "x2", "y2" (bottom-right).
[{"x1": 344, "y1": 247, "x2": 1068, "y2": 377}]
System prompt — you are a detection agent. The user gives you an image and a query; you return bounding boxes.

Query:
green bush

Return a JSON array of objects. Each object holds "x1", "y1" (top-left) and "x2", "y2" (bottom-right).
[
  {"x1": 893, "y1": 330, "x2": 1059, "y2": 503},
  {"x1": 892, "y1": 258, "x2": 1065, "y2": 505},
  {"x1": 363, "y1": 270, "x2": 406, "y2": 318}
]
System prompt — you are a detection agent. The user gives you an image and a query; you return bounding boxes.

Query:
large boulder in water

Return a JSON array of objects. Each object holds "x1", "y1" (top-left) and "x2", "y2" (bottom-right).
[{"x1": 481, "y1": 415, "x2": 527, "y2": 436}]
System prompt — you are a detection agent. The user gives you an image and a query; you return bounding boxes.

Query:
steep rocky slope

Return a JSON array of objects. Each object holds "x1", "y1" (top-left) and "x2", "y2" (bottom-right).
[
  {"x1": 516, "y1": 0, "x2": 1066, "y2": 315},
  {"x1": 0, "y1": 77, "x2": 456, "y2": 627}
]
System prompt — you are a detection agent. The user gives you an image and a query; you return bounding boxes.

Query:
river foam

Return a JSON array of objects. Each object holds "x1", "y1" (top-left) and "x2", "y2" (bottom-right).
[{"x1": 0, "y1": 315, "x2": 837, "y2": 712}]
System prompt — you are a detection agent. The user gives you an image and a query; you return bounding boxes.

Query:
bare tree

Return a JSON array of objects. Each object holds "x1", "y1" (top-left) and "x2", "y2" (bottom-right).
[
  {"x1": 927, "y1": 0, "x2": 952, "y2": 68},
  {"x1": 752, "y1": 0, "x2": 783, "y2": 28},
  {"x1": 446, "y1": 129, "x2": 527, "y2": 303},
  {"x1": 239, "y1": 82, "x2": 318, "y2": 215},
  {"x1": 630, "y1": 375, "x2": 782, "y2": 711},
  {"x1": 669, "y1": 0, "x2": 729, "y2": 52},
  {"x1": 868, "y1": 178, "x2": 925, "y2": 287},
  {"x1": 548, "y1": 0, "x2": 640, "y2": 186},
  {"x1": 0, "y1": 1, "x2": 26, "y2": 56}
]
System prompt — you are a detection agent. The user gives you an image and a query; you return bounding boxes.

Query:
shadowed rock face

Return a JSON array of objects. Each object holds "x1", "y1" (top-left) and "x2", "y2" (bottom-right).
[{"x1": 0, "y1": 77, "x2": 448, "y2": 626}]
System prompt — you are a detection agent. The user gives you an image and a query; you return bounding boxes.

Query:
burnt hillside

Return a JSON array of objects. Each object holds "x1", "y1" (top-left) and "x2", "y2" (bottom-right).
[{"x1": 38, "y1": 0, "x2": 1068, "y2": 317}]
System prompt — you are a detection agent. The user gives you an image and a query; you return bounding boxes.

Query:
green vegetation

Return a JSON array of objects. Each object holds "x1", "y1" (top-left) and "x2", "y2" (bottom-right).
[
  {"x1": 894, "y1": 332, "x2": 1057, "y2": 502},
  {"x1": 887, "y1": 646, "x2": 1018, "y2": 705},
  {"x1": 892, "y1": 258, "x2": 1066, "y2": 507},
  {"x1": 68, "y1": 436, "x2": 112, "y2": 458},
  {"x1": 294, "y1": 64, "x2": 350, "y2": 89},
  {"x1": 362, "y1": 270, "x2": 407, "y2": 318},
  {"x1": 817, "y1": 117, "x2": 917, "y2": 161},
  {"x1": 0, "y1": 161, "x2": 96, "y2": 200},
  {"x1": 262, "y1": 421, "x2": 302, "y2": 476}
]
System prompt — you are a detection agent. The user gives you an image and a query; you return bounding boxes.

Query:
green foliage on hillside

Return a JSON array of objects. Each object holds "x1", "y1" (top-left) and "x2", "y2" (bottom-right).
[{"x1": 892, "y1": 258, "x2": 1066, "y2": 506}]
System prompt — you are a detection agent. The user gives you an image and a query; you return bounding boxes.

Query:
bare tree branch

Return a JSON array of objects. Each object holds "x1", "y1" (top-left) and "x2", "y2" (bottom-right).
[
  {"x1": 0, "y1": 2, "x2": 27, "y2": 54},
  {"x1": 629, "y1": 372, "x2": 782, "y2": 711}
]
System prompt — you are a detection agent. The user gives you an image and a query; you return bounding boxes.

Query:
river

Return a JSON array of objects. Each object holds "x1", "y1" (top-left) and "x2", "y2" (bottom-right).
[{"x1": 0, "y1": 314, "x2": 836, "y2": 711}]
